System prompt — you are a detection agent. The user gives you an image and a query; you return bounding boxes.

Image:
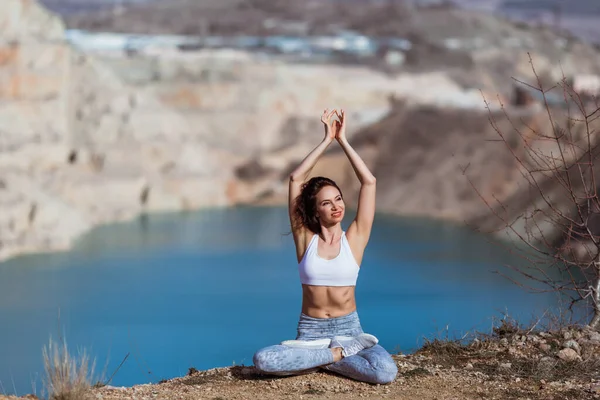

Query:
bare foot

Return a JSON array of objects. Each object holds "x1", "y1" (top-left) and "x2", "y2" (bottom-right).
[{"x1": 330, "y1": 347, "x2": 343, "y2": 362}]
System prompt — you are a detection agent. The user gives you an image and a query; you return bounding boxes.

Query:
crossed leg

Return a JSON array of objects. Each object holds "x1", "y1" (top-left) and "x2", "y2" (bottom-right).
[
  {"x1": 253, "y1": 345, "x2": 333, "y2": 376},
  {"x1": 324, "y1": 344, "x2": 397, "y2": 384},
  {"x1": 253, "y1": 344, "x2": 397, "y2": 384}
]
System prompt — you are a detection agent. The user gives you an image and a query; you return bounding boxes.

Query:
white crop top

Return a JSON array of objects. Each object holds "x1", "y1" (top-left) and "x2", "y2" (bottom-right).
[{"x1": 298, "y1": 232, "x2": 360, "y2": 287}]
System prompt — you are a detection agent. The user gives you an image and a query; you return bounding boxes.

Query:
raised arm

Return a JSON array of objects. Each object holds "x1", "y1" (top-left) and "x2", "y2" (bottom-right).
[
  {"x1": 288, "y1": 109, "x2": 337, "y2": 258},
  {"x1": 335, "y1": 110, "x2": 376, "y2": 250}
]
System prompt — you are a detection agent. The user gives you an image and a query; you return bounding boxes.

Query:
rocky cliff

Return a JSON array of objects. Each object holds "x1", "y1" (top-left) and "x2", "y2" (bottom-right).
[
  {"x1": 0, "y1": 0, "x2": 231, "y2": 261},
  {"x1": 1, "y1": 0, "x2": 599, "y2": 262},
  {"x1": 0, "y1": 0, "x2": 490, "y2": 262},
  {"x1": 362, "y1": 101, "x2": 599, "y2": 226}
]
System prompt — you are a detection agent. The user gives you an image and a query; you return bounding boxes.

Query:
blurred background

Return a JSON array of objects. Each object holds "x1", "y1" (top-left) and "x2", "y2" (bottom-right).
[
  {"x1": 1, "y1": 0, "x2": 600, "y2": 395},
  {"x1": 1, "y1": 0, "x2": 600, "y2": 260},
  {"x1": 2, "y1": 0, "x2": 600, "y2": 261}
]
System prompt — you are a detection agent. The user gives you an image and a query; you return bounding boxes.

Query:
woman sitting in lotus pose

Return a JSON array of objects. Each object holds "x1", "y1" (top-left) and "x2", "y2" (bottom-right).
[{"x1": 252, "y1": 109, "x2": 398, "y2": 384}]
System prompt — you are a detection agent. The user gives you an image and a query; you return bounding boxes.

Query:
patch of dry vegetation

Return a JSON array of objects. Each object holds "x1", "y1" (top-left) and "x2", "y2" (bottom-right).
[
  {"x1": 417, "y1": 317, "x2": 600, "y2": 397},
  {"x1": 42, "y1": 337, "x2": 97, "y2": 400}
]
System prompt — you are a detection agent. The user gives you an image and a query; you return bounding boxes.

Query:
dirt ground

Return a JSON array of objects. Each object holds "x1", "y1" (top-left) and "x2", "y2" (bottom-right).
[
  {"x1": 4, "y1": 323, "x2": 600, "y2": 400},
  {"x1": 89, "y1": 356, "x2": 600, "y2": 400}
]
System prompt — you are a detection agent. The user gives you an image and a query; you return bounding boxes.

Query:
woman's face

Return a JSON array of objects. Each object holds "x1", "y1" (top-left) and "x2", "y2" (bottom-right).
[{"x1": 315, "y1": 185, "x2": 345, "y2": 225}]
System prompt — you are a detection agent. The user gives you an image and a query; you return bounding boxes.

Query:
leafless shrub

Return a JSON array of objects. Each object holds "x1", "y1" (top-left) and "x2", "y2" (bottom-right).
[
  {"x1": 468, "y1": 52, "x2": 600, "y2": 329},
  {"x1": 492, "y1": 317, "x2": 525, "y2": 338}
]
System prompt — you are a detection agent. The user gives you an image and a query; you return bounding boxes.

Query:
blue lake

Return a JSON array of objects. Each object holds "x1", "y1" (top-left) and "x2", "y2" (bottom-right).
[{"x1": 0, "y1": 206, "x2": 561, "y2": 395}]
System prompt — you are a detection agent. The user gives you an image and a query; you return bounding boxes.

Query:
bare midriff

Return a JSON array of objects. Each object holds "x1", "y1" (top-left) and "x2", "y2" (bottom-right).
[{"x1": 301, "y1": 284, "x2": 357, "y2": 318}]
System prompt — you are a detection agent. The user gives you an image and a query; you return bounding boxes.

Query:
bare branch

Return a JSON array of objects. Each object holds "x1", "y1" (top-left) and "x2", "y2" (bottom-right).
[{"x1": 469, "y1": 57, "x2": 600, "y2": 328}]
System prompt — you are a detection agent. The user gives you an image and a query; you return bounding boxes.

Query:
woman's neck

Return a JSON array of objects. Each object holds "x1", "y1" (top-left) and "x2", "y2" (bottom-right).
[{"x1": 319, "y1": 224, "x2": 342, "y2": 244}]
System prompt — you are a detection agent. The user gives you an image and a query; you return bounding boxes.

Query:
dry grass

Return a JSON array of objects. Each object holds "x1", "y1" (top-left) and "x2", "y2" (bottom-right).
[
  {"x1": 417, "y1": 316, "x2": 600, "y2": 387},
  {"x1": 42, "y1": 337, "x2": 96, "y2": 400}
]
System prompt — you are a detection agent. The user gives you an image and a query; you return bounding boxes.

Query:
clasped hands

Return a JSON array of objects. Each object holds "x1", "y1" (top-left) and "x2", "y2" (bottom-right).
[{"x1": 321, "y1": 108, "x2": 347, "y2": 144}]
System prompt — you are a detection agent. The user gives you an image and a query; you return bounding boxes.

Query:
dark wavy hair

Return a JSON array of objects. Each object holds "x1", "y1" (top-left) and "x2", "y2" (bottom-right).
[{"x1": 293, "y1": 176, "x2": 343, "y2": 234}]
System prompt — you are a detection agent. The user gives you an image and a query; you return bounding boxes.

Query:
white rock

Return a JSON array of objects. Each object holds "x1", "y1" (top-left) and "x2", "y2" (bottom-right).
[
  {"x1": 557, "y1": 348, "x2": 581, "y2": 362},
  {"x1": 589, "y1": 331, "x2": 600, "y2": 343},
  {"x1": 539, "y1": 343, "x2": 551, "y2": 352},
  {"x1": 499, "y1": 362, "x2": 512, "y2": 370},
  {"x1": 563, "y1": 339, "x2": 581, "y2": 354},
  {"x1": 0, "y1": 0, "x2": 65, "y2": 41}
]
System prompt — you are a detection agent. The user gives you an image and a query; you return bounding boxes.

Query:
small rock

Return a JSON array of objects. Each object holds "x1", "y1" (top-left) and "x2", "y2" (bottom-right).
[
  {"x1": 563, "y1": 331, "x2": 573, "y2": 340},
  {"x1": 515, "y1": 377, "x2": 521, "y2": 383},
  {"x1": 499, "y1": 362, "x2": 512, "y2": 370},
  {"x1": 579, "y1": 338, "x2": 591, "y2": 347},
  {"x1": 528, "y1": 335, "x2": 539, "y2": 343},
  {"x1": 563, "y1": 339, "x2": 581, "y2": 354},
  {"x1": 465, "y1": 363, "x2": 473, "y2": 370},
  {"x1": 539, "y1": 343, "x2": 551, "y2": 352},
  {"x1": 589, "y1": 332, "x2": 600, "y2": 343},
  {"x1": 540, "y1": 356, "x2": 555, "y2": 364},
  {"x1": 558, "y1": 348, "x2": 581, "y2": 362},
  {"x1": 565, "y1": 380, "x2": 575, "y2": 388},
  {"x1": 103, "y1": 386, "x2": 127, "y2": 391},
  {"x1": 500, "y1": 338, "x2": 509, "y2": 346}
]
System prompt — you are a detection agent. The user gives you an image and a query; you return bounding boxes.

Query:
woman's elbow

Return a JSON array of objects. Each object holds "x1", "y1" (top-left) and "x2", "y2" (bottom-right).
[
  {"x1": 289, "y1": 173, "x2": 301, "y2": 182},
  {"x1": 362, "y1": 176, "x2": 376, "y2": 186}
]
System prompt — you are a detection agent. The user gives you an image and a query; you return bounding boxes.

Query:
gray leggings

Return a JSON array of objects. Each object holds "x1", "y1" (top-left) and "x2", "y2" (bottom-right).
[{"x1": 253, "y1": 311, "x2": 397, "y2": 384}]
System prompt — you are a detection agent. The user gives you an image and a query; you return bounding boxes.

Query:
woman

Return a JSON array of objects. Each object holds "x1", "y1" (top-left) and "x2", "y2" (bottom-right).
[{"x1": 252, "y1": 109, "x2": 398, "y2": 385}]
